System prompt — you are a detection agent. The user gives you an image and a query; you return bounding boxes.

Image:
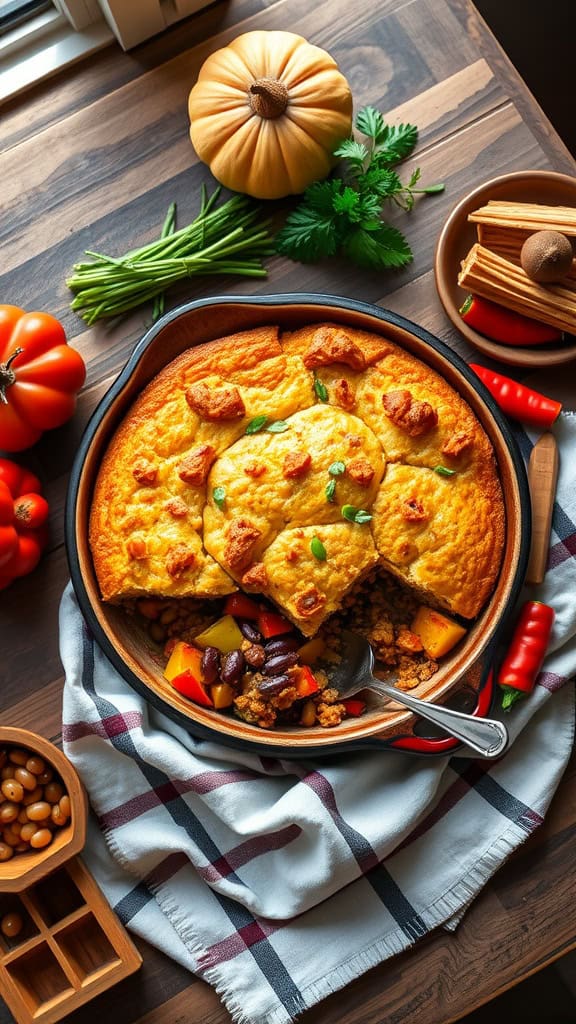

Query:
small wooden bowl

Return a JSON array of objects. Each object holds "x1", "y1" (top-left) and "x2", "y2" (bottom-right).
[
  {"x1": 434, "y1": 169, "x2": 576, "y2": 367},
  {"x1": 0, "y1": 728, "x2": 87, "y2": 893}
]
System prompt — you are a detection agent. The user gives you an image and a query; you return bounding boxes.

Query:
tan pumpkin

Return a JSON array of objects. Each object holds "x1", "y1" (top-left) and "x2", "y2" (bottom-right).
[{"x1": 188, "y1": 30, "x2": 353, "y2": 201}]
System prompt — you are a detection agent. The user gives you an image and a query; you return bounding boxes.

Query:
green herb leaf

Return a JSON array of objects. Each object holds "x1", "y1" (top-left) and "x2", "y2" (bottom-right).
[
  {"x1": 341, "y1": 504, "x2": 373, "y2": 524},
  {"x1": 355, "y1": 106, "x2": 386, "y2": 143},
  {"x1": 328, "y1": 461, "x2": 346, "y2": 476},
  {"x1": 245, "y1": 415, "x2": 268, "y2": 434},
  {"x1": 373, "y1": 123, "x2": 418, "y2": 164},
  {"x1": 333, "y1": 139, "x2": 368, "y2": 170},
  {"x1": 213, "y1": 486, "x2": 226, "y2": 510},
  {"x1": 342, "y1": 224, "x2": 413, "y2": 270},
  {"x1": 325, "y1": 479, "x2": 336, "y2": 503},
  {"x1": 310, "y1": 536, "x2": 327, "y2": 561},
  {"x1": 266, "y1": 420, "x2": 289, "y2": 433},
  {"x1": 434, "y1": 465, "x2": 456, "y2": 477},
  {"x1": 314, "y1": 376, "x2": 329, "y2": 402}
]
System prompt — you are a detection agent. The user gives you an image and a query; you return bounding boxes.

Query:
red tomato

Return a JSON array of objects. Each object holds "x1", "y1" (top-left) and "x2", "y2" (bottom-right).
[
  {"x1": 0, "y1": 459, "x2": 49, "y2": 586},
  {"x1": 0, "y1": 305, "x2": 86, "y2": 452}
]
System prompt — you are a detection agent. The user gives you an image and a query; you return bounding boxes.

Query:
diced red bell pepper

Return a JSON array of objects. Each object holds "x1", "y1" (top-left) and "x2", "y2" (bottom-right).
[
  {"x1": 292, "y1": 665, "x2": 320, "y2": 698},
  {"x1": 257, "y1": 608, "x2": 293, "y2": 639},
  {"x1": 170, "y1": 670, "x2": 214, "y2": 707},
  {"x1": 223, "y1": 593, "x2": 261, "y2": 620},
  {"x1": 342, "y1": 699, "x2": 366, "y2": 717}
]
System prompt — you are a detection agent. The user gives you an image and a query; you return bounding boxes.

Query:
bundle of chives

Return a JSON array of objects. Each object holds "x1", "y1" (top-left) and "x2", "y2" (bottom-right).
[{"x1": 67, "y1": 188, "x2": 275, "y2": 325}]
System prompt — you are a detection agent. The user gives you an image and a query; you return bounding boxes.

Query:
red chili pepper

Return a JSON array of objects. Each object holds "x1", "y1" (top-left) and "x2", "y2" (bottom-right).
[
  {"x1": 257, "y1": 608, "x2": 293, "y2": 639},
  {"x1": 291, "y1": 665, "x2": 320, "y2": 698},
  {"x1": 498, "y1": 600, "x2": 555, "y2": 711},
  {"x1": 170, "y1": 669, "x2": 214, "y2": 707},
  {"x1": 223, "y1": 593, "x2": 261, "y2": 621},
  {"x1": 342, "y1": 698, "x2": 366, "y2": 717},
  {"x1": 470, "y1": 364, "x2": 562, "y2": 430},
  {"x1": 460, "y1": 294, "x2": 562, "y2": 346}
]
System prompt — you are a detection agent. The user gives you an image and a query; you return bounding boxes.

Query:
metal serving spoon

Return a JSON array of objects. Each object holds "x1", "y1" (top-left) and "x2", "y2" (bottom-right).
[{"x1": 331, "y1": 630, "x2": 508, "y2": 759}]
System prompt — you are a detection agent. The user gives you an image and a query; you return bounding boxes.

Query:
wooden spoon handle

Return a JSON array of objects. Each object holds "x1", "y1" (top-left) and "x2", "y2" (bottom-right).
[{"x1": 526, "y1": 433, "x2": 559, "y2": 585}]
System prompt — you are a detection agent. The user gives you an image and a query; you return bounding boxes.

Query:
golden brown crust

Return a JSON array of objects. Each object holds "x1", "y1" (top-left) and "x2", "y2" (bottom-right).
[{"x1": 89, "y1": 321, "x2": 505, "y2": 626}]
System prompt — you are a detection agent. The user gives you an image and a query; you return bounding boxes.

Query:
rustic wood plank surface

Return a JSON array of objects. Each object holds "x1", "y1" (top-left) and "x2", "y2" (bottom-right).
[{"x1": 0, "y1": 0, "x2": 574, "y2": 1022}]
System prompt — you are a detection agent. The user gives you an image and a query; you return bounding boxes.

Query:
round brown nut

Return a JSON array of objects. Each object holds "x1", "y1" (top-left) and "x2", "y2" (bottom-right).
[
  {"x1": 0, "y1": 842, "x2": 13, "y2": 861},
  {"x1": 14, "y1": 767, "x2": 39, "y2": 792},
  {"x1": 25, "y1": 756, "x2": 45, "y2": 776},
  {"x1": 25, "y1": 802, "x2": 52, "y2": 822},
  {"x1": 520, "y1": 230, "x2": 573, "y2": 283},
  {"x1": 1, "y1": 912, "x2": 23, "y2": 938},
  {"x1": 44, "y1": 782, "x2": 64, "y2": 805},
  {"x1": 1, "y1": 779, "x2": 24, "y2": 804},
  {"x1": 30, "y1": 829, "x2": 53, "y2": 850}
]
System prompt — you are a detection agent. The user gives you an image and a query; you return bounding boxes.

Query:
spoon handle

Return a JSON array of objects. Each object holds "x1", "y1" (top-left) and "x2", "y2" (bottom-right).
[{"x1": 367, "y1": 678, "x2": 508, "y2": 758}]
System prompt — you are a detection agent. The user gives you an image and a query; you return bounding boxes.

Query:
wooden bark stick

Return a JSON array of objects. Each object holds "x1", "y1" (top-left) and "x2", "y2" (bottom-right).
[{"x1": 526, "y1": 433, "x2": 559, "y2": 585}]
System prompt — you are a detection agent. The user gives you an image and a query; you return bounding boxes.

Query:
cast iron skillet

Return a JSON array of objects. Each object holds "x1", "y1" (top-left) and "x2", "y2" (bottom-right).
[{"x1": 65, "y1": 294, "x2": 531, "y2": 758}]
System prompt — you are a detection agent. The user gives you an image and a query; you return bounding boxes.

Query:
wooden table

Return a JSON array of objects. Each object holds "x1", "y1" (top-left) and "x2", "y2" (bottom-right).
[{"x1": 1, "y1": 0, "x2": 575, "y2": 1021}]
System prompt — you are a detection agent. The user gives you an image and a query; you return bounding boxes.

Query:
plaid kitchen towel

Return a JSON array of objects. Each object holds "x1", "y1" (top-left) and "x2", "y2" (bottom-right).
[{"x1": 60, "y1": 413, "x2": 576, "y2": 1024}]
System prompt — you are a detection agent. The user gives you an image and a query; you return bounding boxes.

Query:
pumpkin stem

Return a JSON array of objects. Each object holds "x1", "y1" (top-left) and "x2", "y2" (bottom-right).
[
  {"x1": 248, "y1": 78, "x2": 289, "y2": 119},
  {"x1": 0, "y1": 348, "x2": 24, "y2": 404}
]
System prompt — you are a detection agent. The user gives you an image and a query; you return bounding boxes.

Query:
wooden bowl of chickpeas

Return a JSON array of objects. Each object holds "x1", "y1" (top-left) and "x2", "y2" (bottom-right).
[{"x1": 0, "y1": 728, "x2": 87, "y2": 893}]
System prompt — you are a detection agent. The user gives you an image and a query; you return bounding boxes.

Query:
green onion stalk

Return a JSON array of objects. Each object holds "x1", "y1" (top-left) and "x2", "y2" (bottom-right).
[{"x1": 66, "y1": 187, "x2": 275, "y2": 325}]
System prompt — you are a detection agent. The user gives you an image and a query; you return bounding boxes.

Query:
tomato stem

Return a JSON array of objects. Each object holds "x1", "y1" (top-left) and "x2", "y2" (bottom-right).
[{"x1": 0, "y1": 348, "x2": 24, "y2": 404}]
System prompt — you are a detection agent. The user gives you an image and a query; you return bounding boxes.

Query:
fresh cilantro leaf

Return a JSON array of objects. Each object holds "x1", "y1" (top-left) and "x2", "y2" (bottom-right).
[
  {"x1": 266, "y1": 420, "x2": 289, "y2": 433},
  {"x1": 358, "y1": 166, "x2": 402, "y2": 199},
  {"x1": 328, "y1": 461, "x2": 346, "y2": 476},
  {"x1": 341, "y1": 504, "x2": 372, "y2": 524},
  {"x1": 333, "y1": 139, "x2": 368, "y2": 172},
  {"x1": 434, "y1": 465, "x2": 456, "y2": 477},
  {"x1": 342, "y1": 224, "x2": 413, "y2": 270},
  {"x1": 374, "y1": 123, "x2": 418, "y2": 164},
  {"x1": 355, "y1": 106, "x2": 386, "y2": 143},
  {"x1": 332, "y1": 187, "x2": 362, "y2": 220},
  {"x1": 325, "y1": 479, "x2": 336, "y2": 503},
  {"x1": 212, "y1": 486, "x2": 226, "y2": 510},
  {"x1": 305, "y1": 179, "x2": 344, "y2": 213},
  {"x1": 245, "y1": 415, "x2": 268, "y2": 434},
  {"x1": 310, "y1": 536, "x2": 327, "y2": 561},
  {"x1": 314, "y1": 376, "x2": 328, "y2": 402},
  {"x1": 275, "y1": 203, "x2": 338, "y2": 263}
]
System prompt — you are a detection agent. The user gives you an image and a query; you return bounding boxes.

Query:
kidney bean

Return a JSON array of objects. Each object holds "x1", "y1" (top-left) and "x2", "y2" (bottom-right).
[
  {"x1": 263, "y1": 637, "x2": 300, "y2": 657},
  {"x1": 258, "y1": 674, "x2": 291, "y2": 696},
  {"x1": 262, "y1": 651, "x2": 299, "y2": 676},
  {"x1": 201, "y1": 646, "x2": 220, "y2": 685},
  {"x1": 220, "y1": 649, "x2": 245, "y2": 685},
  {"x1": 238, "y1": 620, "x2": 263, "y2": 644}
]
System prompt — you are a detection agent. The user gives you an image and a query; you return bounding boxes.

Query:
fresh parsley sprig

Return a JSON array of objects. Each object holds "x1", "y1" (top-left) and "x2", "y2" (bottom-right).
[{"x1": 275, "y1": 106, "x2": 444, "y2": 271}]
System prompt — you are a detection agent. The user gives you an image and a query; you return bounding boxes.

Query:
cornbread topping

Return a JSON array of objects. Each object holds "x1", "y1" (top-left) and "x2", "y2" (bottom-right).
[{"x1": 90, "y1": 321, "x2": 505, "y2": 640}]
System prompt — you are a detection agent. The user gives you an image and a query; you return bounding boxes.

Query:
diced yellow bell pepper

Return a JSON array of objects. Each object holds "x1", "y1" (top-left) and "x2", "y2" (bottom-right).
[
  {"x1": 297, "y1": 636, "x2": 326, "y2": 665},
  {"x1": 194, "y1": 614, "x2": 244, "y2": 653},
  {"x1": 410, "y1": 606, "x2": 467, "y2": 659},
  {"x1": 211, "y1": 683, "x2": 236, "y2": 709},
  {"x1": 163, "y1": 641, "x2": 204, "y2": 682}
]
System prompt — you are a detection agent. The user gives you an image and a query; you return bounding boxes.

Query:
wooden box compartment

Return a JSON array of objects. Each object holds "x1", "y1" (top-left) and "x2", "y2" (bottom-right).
[{"x1": 0, "y1": 857, "x2": 142, "y2": 1024}]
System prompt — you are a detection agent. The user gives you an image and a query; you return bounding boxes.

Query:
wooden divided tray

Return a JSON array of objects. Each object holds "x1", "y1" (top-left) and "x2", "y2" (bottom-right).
[
  {"x1": 0, "y1": 858, "x2": 142, "y2": 1024},
  {"x1": 0, "y1": 728, "x2": 142, "y2": 1024}
]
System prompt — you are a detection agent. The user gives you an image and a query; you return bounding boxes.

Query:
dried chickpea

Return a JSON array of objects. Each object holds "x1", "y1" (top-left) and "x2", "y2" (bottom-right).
[
  {"x1": 25, "y1": 802, "x2": 52, "y2": 822},
  {"x1": 1, "y1": 912, "x2": 23, "y2": 938},
  {"x1": 0, "y1": 803, "x2": 19, "y2": 824},
  {"x1": 44, "y1": 782, "x2": 64, "y2": 804},
  {"x1": 8, "y1": 749, "x2": 29, "y2": 767},
  {"x1": 30, "y1": 829, "x2": 53, "y2": 849},
  {"x1": 14, "y1": 767, "x2": 38, "y2": 792},
  {"x1": 1, "y1": 779, "x2": 24, "y2": 803},
  {"x1": 22, "y1": 786, "x2": 43, "y2": 806},
  {"x1": 58, "y1": 795, "x2": 71, "y2": 820},
  {"x1": 36, "y1": 768, "x2": 53, "y2": 785},
  {"x1": 0, "y1": 765, "x2": 15, "y2": 781},
  {"x1": 26, "y1": 756, "x2": 45, "y2": 776},
  {"x1": 0, "y1": 842, "x2": 13, "y2": 861},
  {"x1": 19, "y1": 823, "x2": 37, "y2": 843},
  {"x1": 2, "y1": 830, "x2": 21, "y2": 848}
]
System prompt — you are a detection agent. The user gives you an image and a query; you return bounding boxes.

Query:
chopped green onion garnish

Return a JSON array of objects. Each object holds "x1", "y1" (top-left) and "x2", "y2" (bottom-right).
[
  {"x1": 341, "y1": 504, "x2": 372, "y2": 524},
  {"x1": 314, "y1": 376, "x2": 329, "y2": 402},
  {"x1": 434, "y1": 465, "x2": 456, "y2": 477},
  {"x1": 310, "y1": 536, "x2": 327, "y2": 561},
  {"x1": 213, "y1": 486, "x2": 226, "y2": 510},
  {"x1": 325, "y1": 479, "x2": 336, "y2": 503},
  {"x1": 329, "y1": 461, "x2": 346, "y2": 476},
  {"x1": 245, "y1": 415, "x2": 268, "y2": 434}
]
